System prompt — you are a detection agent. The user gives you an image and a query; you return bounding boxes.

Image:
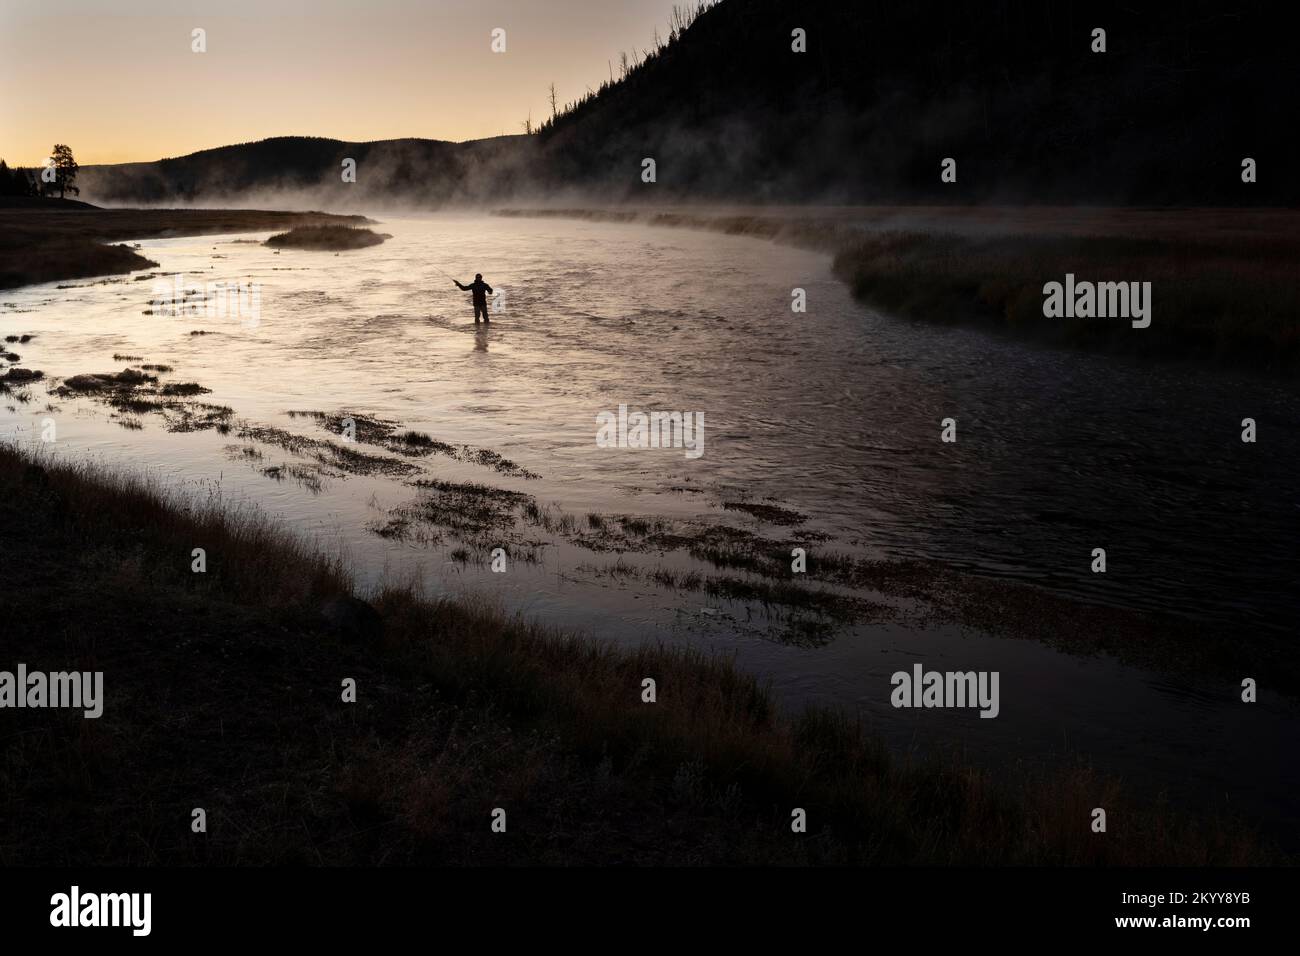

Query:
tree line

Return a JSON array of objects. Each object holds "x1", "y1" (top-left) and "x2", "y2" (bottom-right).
[
  {"x1": 522, "y1": 2, "x2": 715, "y2": 137},
  {"x1": 0, "y1": 160, "x2": 41, "y2": 196},
  {"x1": 0, "y1": 145, "x2": 80, "y2": 198}
]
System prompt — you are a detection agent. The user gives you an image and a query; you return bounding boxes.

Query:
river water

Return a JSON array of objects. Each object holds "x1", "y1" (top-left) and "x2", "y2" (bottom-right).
[{"x1": 2, "y1": 213, "x2": 1297, "y2": 840}]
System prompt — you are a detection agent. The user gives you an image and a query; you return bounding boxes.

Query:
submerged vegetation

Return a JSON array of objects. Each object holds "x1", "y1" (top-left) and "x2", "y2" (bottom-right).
[
  {"x1": 309, "y1": 411, "x2": 539, "y2": 477},
  {"x1": 42, "y1": 358, "x2": 1284, "y2": 687},
  {"x1": 0, "y1": 440, "x2": 1277, "y2": 864}
]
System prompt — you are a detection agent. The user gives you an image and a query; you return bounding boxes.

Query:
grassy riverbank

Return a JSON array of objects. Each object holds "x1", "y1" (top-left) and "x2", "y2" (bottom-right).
[
  {"x1": 0, "y1": 200, "x2": 374, "y2": 289},
  {"x1": 0, "y1": 441, "x2": 1276, "y2": 865},
  {"x1": 495, "y1": 206, "x2": 1300, "y2": 374},
  {"x1": 265, "y1": 224, "x2": 390, "y2": 250},
  {"x1": 831, "y1": 230, "x2": 1300, "y2": 370}
]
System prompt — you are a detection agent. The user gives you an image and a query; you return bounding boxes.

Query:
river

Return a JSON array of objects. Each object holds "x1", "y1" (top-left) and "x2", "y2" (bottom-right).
[{"x1": 2, "y1": 212, "x2": 1297, "y2": 841}]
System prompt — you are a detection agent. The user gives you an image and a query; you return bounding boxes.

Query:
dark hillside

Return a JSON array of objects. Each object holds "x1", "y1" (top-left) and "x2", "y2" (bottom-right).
[
  {"x1": 80, "y1": 135, "x2": 535, "y2": 207},
  {"x1": 77, "y1": 0, "x2": 1296, "y2": 206},
  {"x1": 537, "y1": 0, "x2": 1296, "y2": 203}
]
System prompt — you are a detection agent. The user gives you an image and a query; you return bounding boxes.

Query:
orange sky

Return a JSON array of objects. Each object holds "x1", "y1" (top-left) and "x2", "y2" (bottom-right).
[{"x1": 0, "y1": 0, "x2": 682, "y2": 165}]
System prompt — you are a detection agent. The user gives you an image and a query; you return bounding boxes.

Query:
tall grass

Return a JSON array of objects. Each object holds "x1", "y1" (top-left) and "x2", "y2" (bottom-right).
[
  {"x1": 4, "y1": 444, "x2": 348, "y2": 605},
  {"x1": 0, "y1": 441, "x2": 1279, "y2": 863},
  {"x1": 832, "y1": 231, "x2": 1300, "y2": 370}
]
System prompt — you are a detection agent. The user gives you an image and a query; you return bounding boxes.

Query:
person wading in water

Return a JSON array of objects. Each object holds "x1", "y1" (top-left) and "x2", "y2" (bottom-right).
[{"x1": 454, "y1": 273, "x2": 494, "y2": 324}]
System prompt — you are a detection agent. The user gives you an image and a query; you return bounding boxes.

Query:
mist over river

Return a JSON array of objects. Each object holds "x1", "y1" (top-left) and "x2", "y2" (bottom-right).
[{"x1": 3, "y1": 213, "x2": 1297, "y2": 838}]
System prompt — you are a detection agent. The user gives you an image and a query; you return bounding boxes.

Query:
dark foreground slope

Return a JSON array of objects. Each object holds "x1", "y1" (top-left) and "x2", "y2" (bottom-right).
[
  {"x1": 0, "y1": 443, "x2": 1274, "y2": 865},
  {"x1": 80, "y1": 0, "x2": 1298, "y2": 207}
]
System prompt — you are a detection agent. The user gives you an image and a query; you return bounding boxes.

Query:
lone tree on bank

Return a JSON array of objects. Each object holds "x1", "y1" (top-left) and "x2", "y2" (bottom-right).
[{"x1": 48, "y1": 144, "x2": 79, "y2": 199}]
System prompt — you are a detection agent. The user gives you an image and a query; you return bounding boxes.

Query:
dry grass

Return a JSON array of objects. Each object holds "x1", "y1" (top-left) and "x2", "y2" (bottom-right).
[
  {"x1": 8, "y1": 447, "x2": 347, "y2": 606},
  {"x1": 264, "y1": 225, "x2": 390, "y2": 251},
  {"x1": 0, "y1": 206, "x2": 374, "y2": 289},
  {"x1": 832, "y1": 231, "x2": 1300, "y2": 371},
  {"x1": 0, "y1": 236, "x2": 158, "y2": 289},
  {"x1": 0, "y1": 441, "x2": 1281, "y2": 864}
]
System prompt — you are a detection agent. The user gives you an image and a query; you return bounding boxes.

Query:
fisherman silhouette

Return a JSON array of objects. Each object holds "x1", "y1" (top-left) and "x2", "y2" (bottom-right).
[{"x1": 454, "y1": 273, "x2": 494, "y2": 323}]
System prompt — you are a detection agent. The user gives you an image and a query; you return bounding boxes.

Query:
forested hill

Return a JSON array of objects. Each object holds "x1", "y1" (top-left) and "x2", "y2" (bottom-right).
[
  {"x1": 79, "y1": 0, "x2": 1296, "y2": 207},
  {"x1": 77, "y1": 135, "x2": 531, "y2": 208},
  {"x1": 536, "y1": 0, "x2": 1295, "y2": 204}
]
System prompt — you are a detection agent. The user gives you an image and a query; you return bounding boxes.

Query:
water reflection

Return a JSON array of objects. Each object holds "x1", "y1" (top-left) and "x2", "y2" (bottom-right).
[{"x1": 2, "y1": 214, "x2": 1297, "y2": 840}]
